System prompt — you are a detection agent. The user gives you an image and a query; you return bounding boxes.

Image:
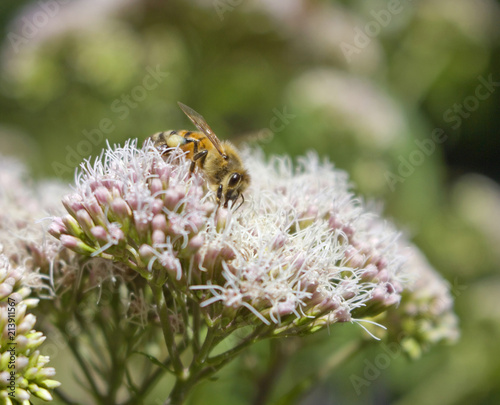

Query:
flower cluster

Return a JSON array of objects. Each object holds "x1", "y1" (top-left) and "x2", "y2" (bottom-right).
[
  {"x1": 0, "y1": 155, "x2": 68, "y2": 279},
  {"x1": 191, "y1": 151, "x2": 407, "y2": 334},
  {"x1": 0, "y1": 254, "x2": 60, "y2": 404},
  {"x1": 47, "y1": 141, "x2": 457, "y2": 341},
  {"x1": 384, "y1": 247, "x2": 460, "y2": 358},
  {"x1": 0, "y1": 156, "x2": 67, "y2": 403},
  {"x1": 48, "y1": 141, "x2": 216, "y2": 287}
]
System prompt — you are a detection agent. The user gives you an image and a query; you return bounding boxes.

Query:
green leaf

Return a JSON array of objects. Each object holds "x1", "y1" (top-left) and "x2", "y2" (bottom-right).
[{"x1": 133, "y1": 351, "x2": 175, "y2": 374}]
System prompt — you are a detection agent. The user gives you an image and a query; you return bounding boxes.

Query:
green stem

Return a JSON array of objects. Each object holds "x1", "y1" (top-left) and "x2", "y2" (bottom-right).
[
  {"x1": 317, "y1": 339, "x2": 364, "y2": 380},
  {"x1": 53, "y1": 387, "x2": 79, "y2": 405},
  {"x1": 207, "y1": 325, "x2": 267, "y2": 367},
  {"x1": 54, "y1": 290, "x2": 105, "y2": 403},
  {"x1": 194, "y1": 325, "x2": 218, "y2": 364},
  {"x1": 166, "y1": 324, "x2": 266, "y2": 404},
  {"x1": 99, "y1": 291, "x2": 131, "y2": 404},
  {"x1": 165, "y1": 325, "x2": 219, "y2": 404},
  {"x1": 124, "y1": 338, "x2": 190, "y2": 405},
  {"x1": 168, "y1": 285, "x2": 191, "y2": 347},
  {"x1": 271, "y1": 339, "x2": 364, "y2": 405},
  {"x1": 252, "y1": 339, "x2": 289, "y2": 405},
  {"x1": 66, "y1": 334, "x2": 103, "y2": 403},
  {"x1": 150, "y1": 283, "x2": 184, "y2": 376},
  {"x1": 191, "y1": 299, "x2": 201, "y2": 353}
]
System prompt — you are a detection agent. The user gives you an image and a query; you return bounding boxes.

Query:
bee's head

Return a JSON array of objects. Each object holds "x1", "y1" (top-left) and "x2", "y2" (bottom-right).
[{"x1": 217, "y1": 170, "x2": 250, "y2": 209}]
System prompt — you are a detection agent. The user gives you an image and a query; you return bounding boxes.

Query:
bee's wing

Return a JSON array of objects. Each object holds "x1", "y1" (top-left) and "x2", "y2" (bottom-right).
[{"x1": 177, "y1": 102, "x2": 227, "y2": 158}]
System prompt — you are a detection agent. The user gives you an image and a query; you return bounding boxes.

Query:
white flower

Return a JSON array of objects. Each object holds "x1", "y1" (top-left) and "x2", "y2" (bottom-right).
[
  {"x1": 384, "y1": 245, "x2": 460, "y2": 358},
  {"x1": 48, "y1": 140, "x2": 446, "y2": 338},
  {"x1": 191, "y1": 150, "x2": 407, "y2": 334},
  {"x1": 0, "y1": 254, "x2": 61, "y2": 402}
]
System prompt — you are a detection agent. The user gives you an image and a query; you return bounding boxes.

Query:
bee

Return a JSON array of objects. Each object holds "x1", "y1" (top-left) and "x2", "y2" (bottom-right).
[{"x1": 150, "y1": 102, "x2": 250, "y2": 209}]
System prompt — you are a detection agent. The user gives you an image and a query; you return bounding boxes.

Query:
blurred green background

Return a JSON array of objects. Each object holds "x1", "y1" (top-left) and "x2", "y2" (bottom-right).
[{"x1": 1, "y1": 0, "x2": 500, "y2": 404}]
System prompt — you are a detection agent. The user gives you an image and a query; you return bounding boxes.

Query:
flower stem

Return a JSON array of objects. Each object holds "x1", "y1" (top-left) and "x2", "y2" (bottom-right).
[
  {"x1": 65, "y1": 333, "x2": 103, "y2": 403},
  {"x1": 207, "y1": 325, "x2": 268, "y2": 367},
  {"x1": 150, "y1": 282, "x2": 184, "y2": 376},
  {"x1": 271, "y1": 339, "x2": 364, "y2": 405},
  {"x1": 166, "y1": 326, "x2": 269, "y2": 404},
  {"x1": 54, "y1": 388, "x2": 79, "y2": 405},
  {"x1": 252, "y1": 339, "x2": 290, "y2": 405}
]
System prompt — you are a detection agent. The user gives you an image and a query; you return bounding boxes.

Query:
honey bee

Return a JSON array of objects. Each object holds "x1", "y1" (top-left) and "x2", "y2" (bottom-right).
[{"x1": 150, "y1": 102, "x2": 250, "y2": 209}]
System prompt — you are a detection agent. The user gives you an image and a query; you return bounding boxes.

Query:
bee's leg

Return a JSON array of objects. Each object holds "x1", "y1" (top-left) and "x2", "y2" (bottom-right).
[
  {"x1": 192, "y1": 150, "x2": 208, "y2": 172},
  {"x1": 184, "y1": 137, "x2": 203, "y2": 173},
  {"x1": 235, "y1": 194, "x2": 244, "y2": 211}
]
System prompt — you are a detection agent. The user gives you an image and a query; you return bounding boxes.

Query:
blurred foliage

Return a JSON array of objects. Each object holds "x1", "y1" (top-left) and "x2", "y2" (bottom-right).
[{"x1": 1, "y1": 0, "x2": 500, "y2": 404}]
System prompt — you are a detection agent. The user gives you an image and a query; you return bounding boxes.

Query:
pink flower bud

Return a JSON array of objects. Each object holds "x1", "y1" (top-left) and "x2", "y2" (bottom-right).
[
  {"x1": 134, "y1": 214, "x2": 150, "y2": 237},
  {"x1": 150, "y1": 178, "x2": 164, "y2": 196},
  {"x1": 108, "y1": 225, "x2": 125, "y2": 244},
  {"x1": 375, "y1": 256, "x2": 388, "y2": 270},
  {"x1": 111, "y1": 198, "x2": 132, "y2": 220},
  {"x1": 345, "y1": 247, "x2": 365, "y2": 268},
  {"x1": 90, "y1": 226, "x2": 108, "y2": 243},
  {"x1": 164, "y1": 187, "x2": 184, "y2": 211},
  {"x1": 62, "y1": 194, "x2": 83, "y2": 217},
  {"x1": 188, "y1": 212, "x2": 207, "y2": 233},
  {"x1": 152, "y1": 214, "x2": 167, "y2": 232},
  {"x1": 127, "y1": 194, "x2": 139, "y2": 210},
  {"x1": 76, "y1": 209, "x2": 94, "y2": 236},
  {"x1": 60, "y1": 235, "x2": 95, "y2": 255},
  {"x1": 94, "y1": 186, "x2": 112, "y2": 206},
  {"x1": 220, "y1": 246, "x2": 236, "y2": 261},
  {"x1": 273, "y1": 299, "x2": 296, "y2": 317},
  {"x1": 187, "y1": 234, "x2": 204, "y2": 252},
  {"x1": 374, "y1": 269, "x2": 389, "y2": 283},
  {"x1": 157, "y1": 251, "x2": 182, "y2": 280},
  {"x1": 157, "y1": 165, "x2": 172, "y2": 182},
  {"x1": 342, "y1": 224, "x2": 355, "y2": 238},
  {"x1": 85, "y1": 199, "x2": 106, "y2": 227},
  {"x1": 152, "y1": 230, "x2": 166, "y2": 245},
  {"x1": 151, "y1": 199, "x2": 164, "y2": 215},
  {"x1": 7, "y1": 292, "x2": 22, "y2": 305},
  {"x1": 384, "y1": 294, "x2": 400, "y2": 307},
  {"x1": 14, "y1": 335, "x2": 28, "y2": 350},
  {"x1": 0, "y1": 283, "x2": 13, "y2": 300},
  {"x1": 370, "y1": 286, "x2": 386, "y2": 302},
  {"x1": 328, "y1": 215, "x2": 342, "y2": 230},
  {"x1": 17, "y1": 313, "x2": 37, "y2": 334},
  {"x1": 0, "y1": 372, "x2": 10, "y2": 385},
  {"x1": 139, "y1": 244, "x2": 155, "y2": 262},
  {"x1": 334, "y1": 307, "x2": 351, "y2": 322},
  {"x1": 88, "y1": 180, "x2": 100, "y2": 192},
  {"x1": 48, "y1": 217, "x2": 66, "y2": 238},
  {"x1": 62, "y1": 215, "x2": 83, "y2": 238},
  {"x1": 271, "y1": 233, "x2": 288, "y2": 250},
  {"x1": 360, "y1": 264, "x2": 378, "y2": 281}
]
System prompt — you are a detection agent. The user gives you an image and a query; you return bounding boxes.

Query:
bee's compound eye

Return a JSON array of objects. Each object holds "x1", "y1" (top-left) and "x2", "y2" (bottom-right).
[{"x1": 228, "y1": 173, "x2": 241, "y2": 187}]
